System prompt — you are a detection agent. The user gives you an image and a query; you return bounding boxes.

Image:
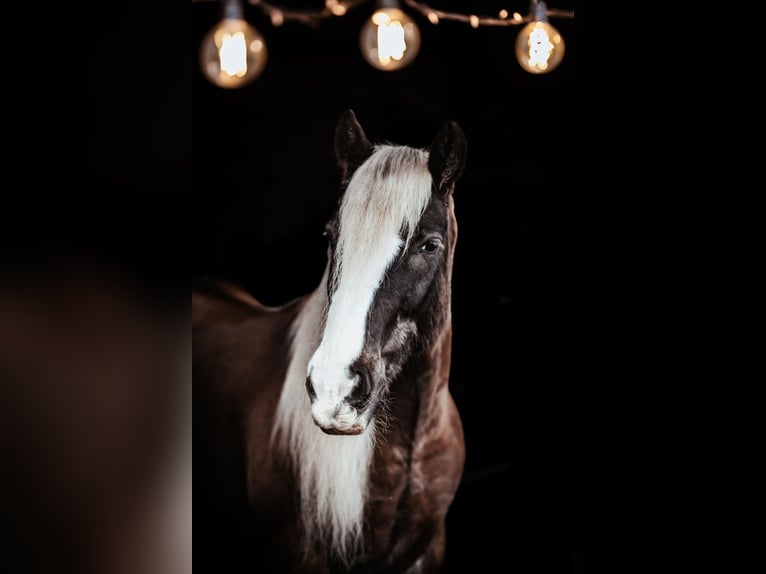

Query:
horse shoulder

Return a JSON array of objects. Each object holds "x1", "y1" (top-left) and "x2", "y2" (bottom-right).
[{"x1": 392, "y1": 391, "x2": 464, "y2": 572}]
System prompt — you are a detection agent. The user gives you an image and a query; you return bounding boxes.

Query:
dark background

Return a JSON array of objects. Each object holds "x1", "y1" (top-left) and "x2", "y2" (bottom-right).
[
  {"x1": 193, "y1": 1, "x2": 582, "y2": 572},
  {"x1": 191, "y1": 2, "x2": 752, "y2": 572},
  {"x1": 0, "y1": 0, "x2": 746, "y2": 572}
]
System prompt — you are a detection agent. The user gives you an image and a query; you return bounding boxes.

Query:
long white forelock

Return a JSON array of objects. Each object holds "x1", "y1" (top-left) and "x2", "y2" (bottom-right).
[{"x1": 334, "y1": 145, "x2": 433, "y2": 287}]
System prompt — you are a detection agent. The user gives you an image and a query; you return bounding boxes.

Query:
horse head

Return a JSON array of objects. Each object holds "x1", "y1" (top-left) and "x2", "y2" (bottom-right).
[{"x1": 305, "y1": 110, "x2": 467, "y2": 435}]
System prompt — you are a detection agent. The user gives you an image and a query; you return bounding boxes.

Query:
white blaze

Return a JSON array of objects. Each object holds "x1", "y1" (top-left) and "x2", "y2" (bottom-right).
[{"x1": 308, "y1": 231, "x2": 401, "y2": 428}]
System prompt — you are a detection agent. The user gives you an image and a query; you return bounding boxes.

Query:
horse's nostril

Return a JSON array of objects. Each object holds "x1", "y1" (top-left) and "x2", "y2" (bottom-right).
[
  {"x1": 305, "y1": 376, "x2": 317, "y2": 401},
  {"x1": 346, "y1": 365, "x2": 372, "y2": 410}
]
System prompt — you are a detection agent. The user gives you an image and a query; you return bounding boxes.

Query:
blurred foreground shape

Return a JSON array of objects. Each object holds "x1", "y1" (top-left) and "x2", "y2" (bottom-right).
[{"x1": 0, "y1": 261, "x2": 190, "y2": 574}]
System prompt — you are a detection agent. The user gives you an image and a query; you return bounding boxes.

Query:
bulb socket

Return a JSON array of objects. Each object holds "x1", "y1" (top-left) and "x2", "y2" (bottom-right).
[
  {"x1": 376, "y1": 0, "x2": 400, "y2": 10},
  {"x1": 222, "y1": 0, "x2": 245, "y2": 20},
  {"x1": 530, "y1": 0, "x2": 549, "y2": 23}
]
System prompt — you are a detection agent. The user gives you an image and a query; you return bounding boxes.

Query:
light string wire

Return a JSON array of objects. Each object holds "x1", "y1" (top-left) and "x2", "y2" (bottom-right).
[
  {"x1": 400, "y1": 0, "x2": 573, "y2": 27},
  {"x1": 192, "y1": 0, "x2": 574, "y2": 28}
]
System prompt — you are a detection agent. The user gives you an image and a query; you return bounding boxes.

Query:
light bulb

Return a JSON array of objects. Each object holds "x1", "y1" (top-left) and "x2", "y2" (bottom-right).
[
  {"x1": 515, "y1": 1, "x2": 565, "y2": 74},
  {"x1": 360, "y1": 7, "x2": 421, "y2": 71},
  {"x1": 199, "y1": 0, "x2": 267, "y2": 88}
]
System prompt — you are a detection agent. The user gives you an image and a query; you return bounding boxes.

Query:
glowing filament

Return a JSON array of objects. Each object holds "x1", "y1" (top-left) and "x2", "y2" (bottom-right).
[
  {"x1": 376, "y1": 19, "x2": 406, "y2": 65},
  {"x1": 526, "y1": 27, "x2": 554, "y2": 70},
  {"x1": 219, "y1": 31, "x2": 247, "y2": 77}
]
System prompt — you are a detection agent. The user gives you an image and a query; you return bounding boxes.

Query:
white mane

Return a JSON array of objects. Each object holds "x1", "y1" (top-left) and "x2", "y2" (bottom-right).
[{"x1": 270, "y1": 145, "x2": 433, "y2": 564}]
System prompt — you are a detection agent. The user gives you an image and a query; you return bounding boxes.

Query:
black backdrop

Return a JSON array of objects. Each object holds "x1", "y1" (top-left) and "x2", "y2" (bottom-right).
[
  {"x1": 193, "y1": 1, "x2": 581, "y2": 572},
  {"x1": 0, "y1": 1, "x2": 746, "y2": 572}
]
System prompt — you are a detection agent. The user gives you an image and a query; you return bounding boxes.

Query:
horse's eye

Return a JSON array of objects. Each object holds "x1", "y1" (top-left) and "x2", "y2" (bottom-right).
[{"x1": 420, "y1": 238, "x2": 441, "y2": 253}]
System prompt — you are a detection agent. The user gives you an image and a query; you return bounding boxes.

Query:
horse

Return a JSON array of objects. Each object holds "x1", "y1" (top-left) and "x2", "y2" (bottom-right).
[{"x1": 193, "y1": 109, "x2": 467, "y2": 574}]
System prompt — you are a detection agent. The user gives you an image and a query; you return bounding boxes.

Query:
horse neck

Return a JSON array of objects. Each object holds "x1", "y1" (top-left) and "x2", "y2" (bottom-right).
[{"x1": 387, "y1": 310, "x2": 453, "y2": 436}]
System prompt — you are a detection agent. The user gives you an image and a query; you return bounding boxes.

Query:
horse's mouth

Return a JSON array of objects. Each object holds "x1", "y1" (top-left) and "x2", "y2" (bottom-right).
[
  {"x1": 312, "y1": 418, "x2": 366, "y2": 435},
  {"x1": 310, "y1": 396, "x2": 369, "y2": 435},
  {"x1": 315, "y1": 423, "x2": 365, "y2": 436}
]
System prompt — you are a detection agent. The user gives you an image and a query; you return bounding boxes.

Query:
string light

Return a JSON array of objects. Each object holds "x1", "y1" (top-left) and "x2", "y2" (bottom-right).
[
  {"x1": 514, "y1": 0, "x2": 565, "y2": 74},
  {"x1": 193, "y1": 0, "x2": 574, "y2": 86},
  {"x1": 198, "y1": 0, "x2": 268, "y2": 88},
  {"x1": 360, "y1": 0, "x2": 421, "y2": 71}
]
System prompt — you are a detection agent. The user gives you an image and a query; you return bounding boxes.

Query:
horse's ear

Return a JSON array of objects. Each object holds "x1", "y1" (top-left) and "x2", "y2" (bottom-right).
[
  {"x1": 428, "y1": 121, "x2": 467, "y2": 196},
  {"x1": 335, "y1": 109, "x2": 373, "y2": 182}
]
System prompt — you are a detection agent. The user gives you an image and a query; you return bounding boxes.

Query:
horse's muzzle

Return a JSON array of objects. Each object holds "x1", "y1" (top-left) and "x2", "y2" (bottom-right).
[
  {"x1": 305, "y1": 368, "x2": 372, "y2": 435},
  {"x1": 308, "y1": 391, "x2": 368, "y2": 435},
  {"x1": 311, "y1": 409, "x2": 367, "y2": 435}
]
